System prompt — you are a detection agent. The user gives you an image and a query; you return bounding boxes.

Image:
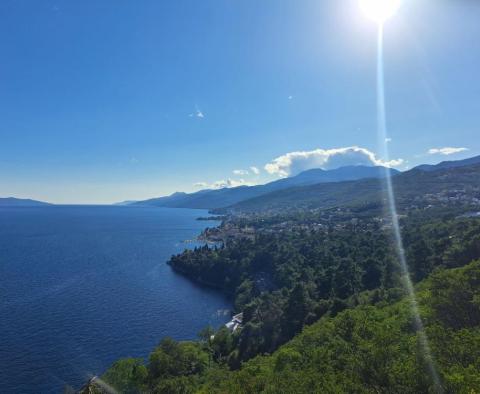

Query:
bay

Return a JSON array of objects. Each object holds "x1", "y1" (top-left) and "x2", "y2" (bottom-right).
[{"x1": 0, "y1": 205, "x2": 230, "y2": 393}]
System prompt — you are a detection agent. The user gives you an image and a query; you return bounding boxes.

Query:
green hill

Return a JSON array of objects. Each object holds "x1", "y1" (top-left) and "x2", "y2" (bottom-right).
[
  {"x1": 201, "y1": 260, "x2": 480, "y2": 393},
  {"x1": 225, "y1": 163, "x2": 480, "y2": 213},
  {"x1": 97, "y1": 259, "x2": 480, "y2": 393},
  {"x1": 131, "y1": 156, "x2": 480, "y2": 212},
  {"x1": 85, "y1": 160, "x2": 480, "y2": 394},
  {"x1": 94, "y1": 214, "x2": 480, "y2": 393},
  {"x1": 133, "y1": 166, "x2": 399, "y2": 210}
]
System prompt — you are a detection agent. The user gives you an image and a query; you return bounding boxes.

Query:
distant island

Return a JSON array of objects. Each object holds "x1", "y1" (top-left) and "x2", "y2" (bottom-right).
[{"x1": 0, "y1": 197, "x2": 52, "y2": 207}]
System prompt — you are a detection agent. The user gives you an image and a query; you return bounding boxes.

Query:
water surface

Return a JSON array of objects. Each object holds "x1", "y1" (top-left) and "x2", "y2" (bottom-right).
[{"x1": 0, "y1": 205, "x2": 230, "y2": 393}]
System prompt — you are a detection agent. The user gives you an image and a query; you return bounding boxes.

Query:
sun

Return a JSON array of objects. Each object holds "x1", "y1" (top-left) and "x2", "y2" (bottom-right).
[{"x1": 359, "y1": 0, "x2": 402, "y2": 24}]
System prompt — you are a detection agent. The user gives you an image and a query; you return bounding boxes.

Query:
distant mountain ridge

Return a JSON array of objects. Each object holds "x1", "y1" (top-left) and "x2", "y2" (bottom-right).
[
  {"x1": 224, "y1": 161, "x2": 480, "y2": 213},
  {"x1": 0, "y1": 197, "x2": 51, "y2": 207},
  {"x1": 127, "y1": 155, "x2": 480, "y2": 212},
  {"x1": 133, "y1": 165, "x2": 399, "y2": 210},
  {"x1": 413, "y1": 154, "x2": 480, "y2": 172},
  {"x1": 268, "y1": 165, "x2": 399, "y2": 189}
]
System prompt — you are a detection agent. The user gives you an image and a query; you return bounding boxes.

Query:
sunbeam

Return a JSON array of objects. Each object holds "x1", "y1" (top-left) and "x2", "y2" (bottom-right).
[{"x1": 376, "y1": 25, "x2": 444, "y2": 392}]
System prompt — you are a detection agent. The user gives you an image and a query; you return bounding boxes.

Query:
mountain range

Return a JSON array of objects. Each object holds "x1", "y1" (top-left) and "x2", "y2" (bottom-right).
[
  {"x1": 227, "y1": 161, "x2": 480, "y2": 213},
  {"x1": 132, "y1": 154, "x2": 480, "y2": 211},
  {"x1": 2, "y1": 155, "x2": 479, "y2": 210},
  {"x1": 414, "y1": 154, "x2": 480, "y2": 171},
  {"x1": 134, "y1": 165, "x2": 400, "y2": 210}
]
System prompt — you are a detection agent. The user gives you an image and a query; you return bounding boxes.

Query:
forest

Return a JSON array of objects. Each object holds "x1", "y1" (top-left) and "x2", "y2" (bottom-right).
[{"x1": 93, "y1": 211, "x2": 480, "y2": 393}]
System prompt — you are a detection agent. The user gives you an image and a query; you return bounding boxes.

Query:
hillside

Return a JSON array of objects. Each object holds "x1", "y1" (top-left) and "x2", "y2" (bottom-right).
[
  {"x1": 201, "y1": 260, "x2": 480, "y2": 393},
  {"x1": 87, "y1": 158, "x2": 480, "y2": 394},
  {"x1": 225, "y1": 163, "x2": 480, "y2": 213},
  {"x1": 130, "y1": 156, "x2": 480, "y2": 212},
  {"x1": 133, "y1": 165, "x2": 398, "y2": 210},
  {"x1": 0, "y1": 197, "x2": 51, "y2": 207},
  {"x1": 414, "y1": 154, "x2": 480, "y2": 172},
  {"x1": 98, "y1": 258, "x2": 480, "y2": 393},
  {"x1": 94, "y1": 210, "x2": 480, "y2": 393}
]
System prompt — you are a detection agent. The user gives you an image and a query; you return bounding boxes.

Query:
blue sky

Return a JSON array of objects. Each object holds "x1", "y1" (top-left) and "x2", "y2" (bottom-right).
[{"x1": 0, "y1": 0, "x2": 478, "y2": 204}]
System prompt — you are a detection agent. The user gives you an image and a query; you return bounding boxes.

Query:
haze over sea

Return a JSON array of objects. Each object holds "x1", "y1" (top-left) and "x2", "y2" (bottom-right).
[{"x1": 0, "y1": 206, "x2": 230, "y2": 393}]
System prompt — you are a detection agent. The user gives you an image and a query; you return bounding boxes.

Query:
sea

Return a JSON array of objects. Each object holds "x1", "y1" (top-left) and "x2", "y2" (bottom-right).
[{"x1": 0, "y1": 205, "x2": 230, "y2": 393}]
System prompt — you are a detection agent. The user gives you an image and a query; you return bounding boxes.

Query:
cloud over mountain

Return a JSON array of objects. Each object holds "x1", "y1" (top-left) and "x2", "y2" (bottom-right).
[
  {"x1": 194, "y1": 178, "x2": 253, "y2": 190},
  {"x1": 250, "y1": 166, "x2": 260, "y2": 175},
  {"x1": 264, "y1": 146, "x2": 403, "y2": 177}
]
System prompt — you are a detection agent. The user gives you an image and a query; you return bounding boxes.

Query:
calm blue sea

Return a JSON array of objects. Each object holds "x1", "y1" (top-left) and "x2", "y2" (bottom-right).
[{"x1": 0, "y1": 205, "x2": 230, "y2": 393}]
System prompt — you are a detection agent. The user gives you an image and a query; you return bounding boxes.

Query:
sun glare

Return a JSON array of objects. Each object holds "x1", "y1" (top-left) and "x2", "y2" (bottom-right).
[{"x1": 359, "y1": 0, "x2": 402, "y2": 23}]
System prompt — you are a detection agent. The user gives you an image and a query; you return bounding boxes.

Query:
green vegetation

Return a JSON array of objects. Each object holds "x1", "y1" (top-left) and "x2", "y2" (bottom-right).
[
  {"x1": 99, "y1": 259, "x2": 480, "y2": 393},
  {"x1": 201, "y1": 260, "x2": 480, "y2": 393},
  {"x1": 169, "y1": 216, "x2": 480, "y2": 364},
  {"x1": 96, "y1": 212, "x2": 480, "y2": 393}
]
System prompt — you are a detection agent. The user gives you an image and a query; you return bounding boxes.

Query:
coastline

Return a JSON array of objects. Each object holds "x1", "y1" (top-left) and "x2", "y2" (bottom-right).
[{"x1": 167, "y1": 261, "x2": 234, "y2": 297}]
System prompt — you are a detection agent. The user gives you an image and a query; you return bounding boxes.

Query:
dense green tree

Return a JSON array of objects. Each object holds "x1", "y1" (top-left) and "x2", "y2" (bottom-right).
[
  {"x1": 101, "y1": 214, "x2": 480, "y2": 393},
  {"x1": 101, "y1": 358, "x2": 147, "y2": 393},
  {"x1": 211, "y1": 326, "x2": 234, "y2": 362},
  {"x1": 362, "y1": 257, "x2": 383, "y2": 290},
  {"x1": 282, "y1": 283, "x2": 312, "y2": 338},
  {"x1": 149, "y1": 338, "x2": 208, "y2": 380}
]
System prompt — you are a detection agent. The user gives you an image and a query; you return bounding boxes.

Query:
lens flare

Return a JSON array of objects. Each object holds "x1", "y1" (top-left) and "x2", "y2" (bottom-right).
[
  {"x1": 375, "y1": 26, "x2": 443, "y2": 392},
  {"x1": 359, "y1": 0, "x2": 402, "y2": 23}
]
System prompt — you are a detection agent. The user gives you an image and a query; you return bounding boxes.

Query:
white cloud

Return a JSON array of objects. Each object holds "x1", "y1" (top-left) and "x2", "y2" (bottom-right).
[
  {"x1": 264, "y1": 146, "x2": 404, "y2": 177},
  {"x1": 428, "y1": 147, "x2": 468, "y2": 155},
  {"x1": 250, "y1": 166, "x2": 260, "y2": 175},
  {"x1": 385, "y1": 138, "x2": 392, "y2": 143},
  {"x1": 386, "y1": 159, "x2": 404, "y2": 167},
  {"x1": 193, "y1": 178, "x2": 253, "y2": 190},
  {"x1": 212, "y1": 179, "x2": 252, "y2": 189},
  {"x1": 233, "y1": 169, "x2": 249, "y2": 175}
]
